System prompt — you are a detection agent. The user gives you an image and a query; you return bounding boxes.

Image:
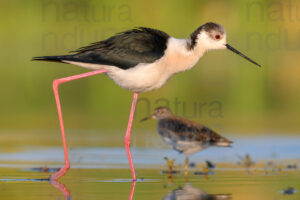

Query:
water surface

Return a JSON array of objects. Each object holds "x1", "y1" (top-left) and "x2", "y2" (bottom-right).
[
  {"x1": 1, "y1": 168, "x2": 300, "y2": 200},
  {"x1": 0, "y1": 134, "x2": 299, "y2": 199}
]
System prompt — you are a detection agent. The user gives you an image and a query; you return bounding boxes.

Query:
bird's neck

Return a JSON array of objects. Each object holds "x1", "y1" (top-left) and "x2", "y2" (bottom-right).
[
  {"x1": 186, "y1": 36, "x2": 210, "y2": 54},
  {"x1": 165, "y1": 37, "x2": 207, "y2": 73}
]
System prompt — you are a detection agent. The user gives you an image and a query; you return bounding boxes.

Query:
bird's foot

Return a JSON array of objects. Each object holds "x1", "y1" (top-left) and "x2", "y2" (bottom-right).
[
  {"x1": 49, "y1": 165, "x2": 70, "y2": 180},
  {"x1": 164, "y1": 157, "x2": 175, "y2": 172},
  {"x1": 168, "y1": 162, "x2": 175, "y2": 172}
]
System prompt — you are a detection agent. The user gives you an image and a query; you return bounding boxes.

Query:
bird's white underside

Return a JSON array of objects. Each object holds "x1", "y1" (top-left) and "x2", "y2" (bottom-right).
[
  {"x1": 161, "y1": 136, "x2": 208, "y2": 156},
  {"x1": 63, "y1": 37, "x2": 208, "y2": 93},
  {"x1": 161, "y1": 137, "x2": 231, "y2": 156}
]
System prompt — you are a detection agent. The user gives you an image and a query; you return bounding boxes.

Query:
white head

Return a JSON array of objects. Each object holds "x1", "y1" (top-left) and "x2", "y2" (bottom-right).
[
  {"x1": 189, "y1": 22, "x2": 261, "y2": 67},
  {"x1": 191, "y1": 22, "x2": 227, "y2": 50}
]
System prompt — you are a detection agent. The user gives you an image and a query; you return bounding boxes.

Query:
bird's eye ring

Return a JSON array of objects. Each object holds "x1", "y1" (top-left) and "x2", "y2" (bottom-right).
[{"x1": 215, "y1": 34, "x2": 221, "y2": 40}]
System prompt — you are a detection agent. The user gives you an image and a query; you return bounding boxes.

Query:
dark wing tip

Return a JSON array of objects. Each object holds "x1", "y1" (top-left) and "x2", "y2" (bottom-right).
[
  {"x1": 31, "y1": 56, "x2": 45, "y2": 61},
  {"x1": 31, "y1": 56, "x2": 66, "y2": 63}
]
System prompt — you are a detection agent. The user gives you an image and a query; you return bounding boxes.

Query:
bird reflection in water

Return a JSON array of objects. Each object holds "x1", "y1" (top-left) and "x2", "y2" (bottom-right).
[
  {"x1": 28, "y1": 166, "x2": 137, "y2": 200},
  {"x1": 128, "y1": 181, "x2": 136, "y2": 200},
  {"x1": 27, "y1": 167, "x2": 71, "y2": 199},
  {"x1": 49, "y1": 180, "x2": 71, "y2": 200},
  {"x1": 163, "y1": 183, "x2": 231, "y2": 200},
  {"x1": 49, "y1": 179, "x2": 137, "y2": 200}
]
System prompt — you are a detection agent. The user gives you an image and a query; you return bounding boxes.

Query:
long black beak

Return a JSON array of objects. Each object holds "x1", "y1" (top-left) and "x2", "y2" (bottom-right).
[
  {"x1": 225, "y1": 44, "x2": 261, "y2": 67},
  {"x1": 140, "y1": 114, "x2": 154, "y2": 122}
]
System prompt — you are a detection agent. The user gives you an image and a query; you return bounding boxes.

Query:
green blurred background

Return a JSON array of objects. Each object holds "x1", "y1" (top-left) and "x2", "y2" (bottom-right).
[{"x1": 1, "y1": 0, "x2": 300, "y2": 136}]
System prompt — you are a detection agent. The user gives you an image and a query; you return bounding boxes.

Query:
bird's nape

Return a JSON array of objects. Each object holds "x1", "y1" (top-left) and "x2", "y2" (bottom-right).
[{"x1": 225, "y1": 44, "x2": 261, "y2": 67}]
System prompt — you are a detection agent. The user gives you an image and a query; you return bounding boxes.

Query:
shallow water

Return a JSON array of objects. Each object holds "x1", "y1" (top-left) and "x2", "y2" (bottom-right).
[
  {"x1": 0, "y1": 136, "x2": 299, "y2": 169},
  {"x1": 0, "y1": 134, "x2": 300, "y2": 199},
  {"x1": 0, "y1": 168, "x2": 300, "y2": 200}
]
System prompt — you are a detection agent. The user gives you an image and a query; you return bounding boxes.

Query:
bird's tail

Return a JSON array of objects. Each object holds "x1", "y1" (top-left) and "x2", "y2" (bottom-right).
[{"x1": 214, "y1": 137, "x2": 233, "y2": 147}]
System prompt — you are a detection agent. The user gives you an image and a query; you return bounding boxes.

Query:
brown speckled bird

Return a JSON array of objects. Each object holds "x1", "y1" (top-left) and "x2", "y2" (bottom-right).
[{"x1": 141, "y1": 107, "x2": 233, "y2": 175}]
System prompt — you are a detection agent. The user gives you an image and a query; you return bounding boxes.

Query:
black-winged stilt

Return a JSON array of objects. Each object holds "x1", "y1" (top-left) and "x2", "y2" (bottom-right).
[
  {"x1": 32, "y1": 22, "x2": 260, "y2": 181},
  {"x1": 140, "y1": 107, "x2": 233, "y2": 176}
]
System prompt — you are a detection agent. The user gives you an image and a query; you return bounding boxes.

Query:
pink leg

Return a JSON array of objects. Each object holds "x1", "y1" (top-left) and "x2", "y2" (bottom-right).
[
  {"x1": 50, "y1": 69, "x2": 107, "y2": 180},
  {"x1": 124, "y1": 92, "x2": 139, "y2": 181}
]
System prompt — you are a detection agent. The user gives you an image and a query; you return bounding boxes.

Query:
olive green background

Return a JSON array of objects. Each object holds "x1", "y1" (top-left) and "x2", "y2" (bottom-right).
[{"x1": 1, "y1": 0, "x2": 300, "y2": 134}]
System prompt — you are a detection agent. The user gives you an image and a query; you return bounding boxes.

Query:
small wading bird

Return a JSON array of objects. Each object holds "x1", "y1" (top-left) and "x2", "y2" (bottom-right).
[
  {"x1": 141, "y1": 107, "x2": 233, "y2": 176},
  {"x1": 32, "y1": 22, "x2": 260, "y2": 180}
]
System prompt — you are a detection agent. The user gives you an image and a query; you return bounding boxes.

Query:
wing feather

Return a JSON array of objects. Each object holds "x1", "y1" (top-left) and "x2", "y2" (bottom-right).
[
  {"x1": 33, "y1": 27, "x2": 170, "y2": 70},
  {"x1": 157, "y1": 118, "x2": 221, "y2": 143},
  {"x1": 69, "y1": 27, "x2": 170, "y2": 69}
]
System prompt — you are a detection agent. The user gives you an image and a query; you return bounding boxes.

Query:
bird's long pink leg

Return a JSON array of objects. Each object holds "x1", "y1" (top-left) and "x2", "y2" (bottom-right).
[
  {"x1": 50, "y1": 69, "x2": 107, "y2": 180},
  {"x1": 124, "y1": 92, "x2": 139, "y2": 181}
]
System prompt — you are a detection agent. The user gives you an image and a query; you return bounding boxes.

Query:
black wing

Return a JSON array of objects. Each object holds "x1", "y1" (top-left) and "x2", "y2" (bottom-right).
[{"x1": 32, "y1": 27, "x2": 170, "y2": 70}]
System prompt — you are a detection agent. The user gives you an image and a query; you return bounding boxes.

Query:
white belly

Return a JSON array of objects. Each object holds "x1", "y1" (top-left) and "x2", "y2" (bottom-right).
[{"x1": 106, "y1": 62, "x2": 171, "y2": 92}]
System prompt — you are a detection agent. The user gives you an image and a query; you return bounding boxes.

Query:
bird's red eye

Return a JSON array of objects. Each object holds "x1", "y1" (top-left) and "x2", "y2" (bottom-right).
[{"x1": 215, "y1": 34, "x2": 220, "y2": 39}]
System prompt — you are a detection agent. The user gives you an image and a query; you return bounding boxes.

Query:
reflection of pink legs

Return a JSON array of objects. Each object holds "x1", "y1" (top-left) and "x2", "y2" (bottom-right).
[
  {"x1": 50, "y1": 180, "x2": 71, "y2": 200},
  {"x1": 128, "y1": 181, "x2": 136, "y2": 200},
  {"x1": 50, "y1": 69, "x2": 107, "y2": 180},
  {"x1": 124, "y1": 92, "x2": 139, "y2": 181}
]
